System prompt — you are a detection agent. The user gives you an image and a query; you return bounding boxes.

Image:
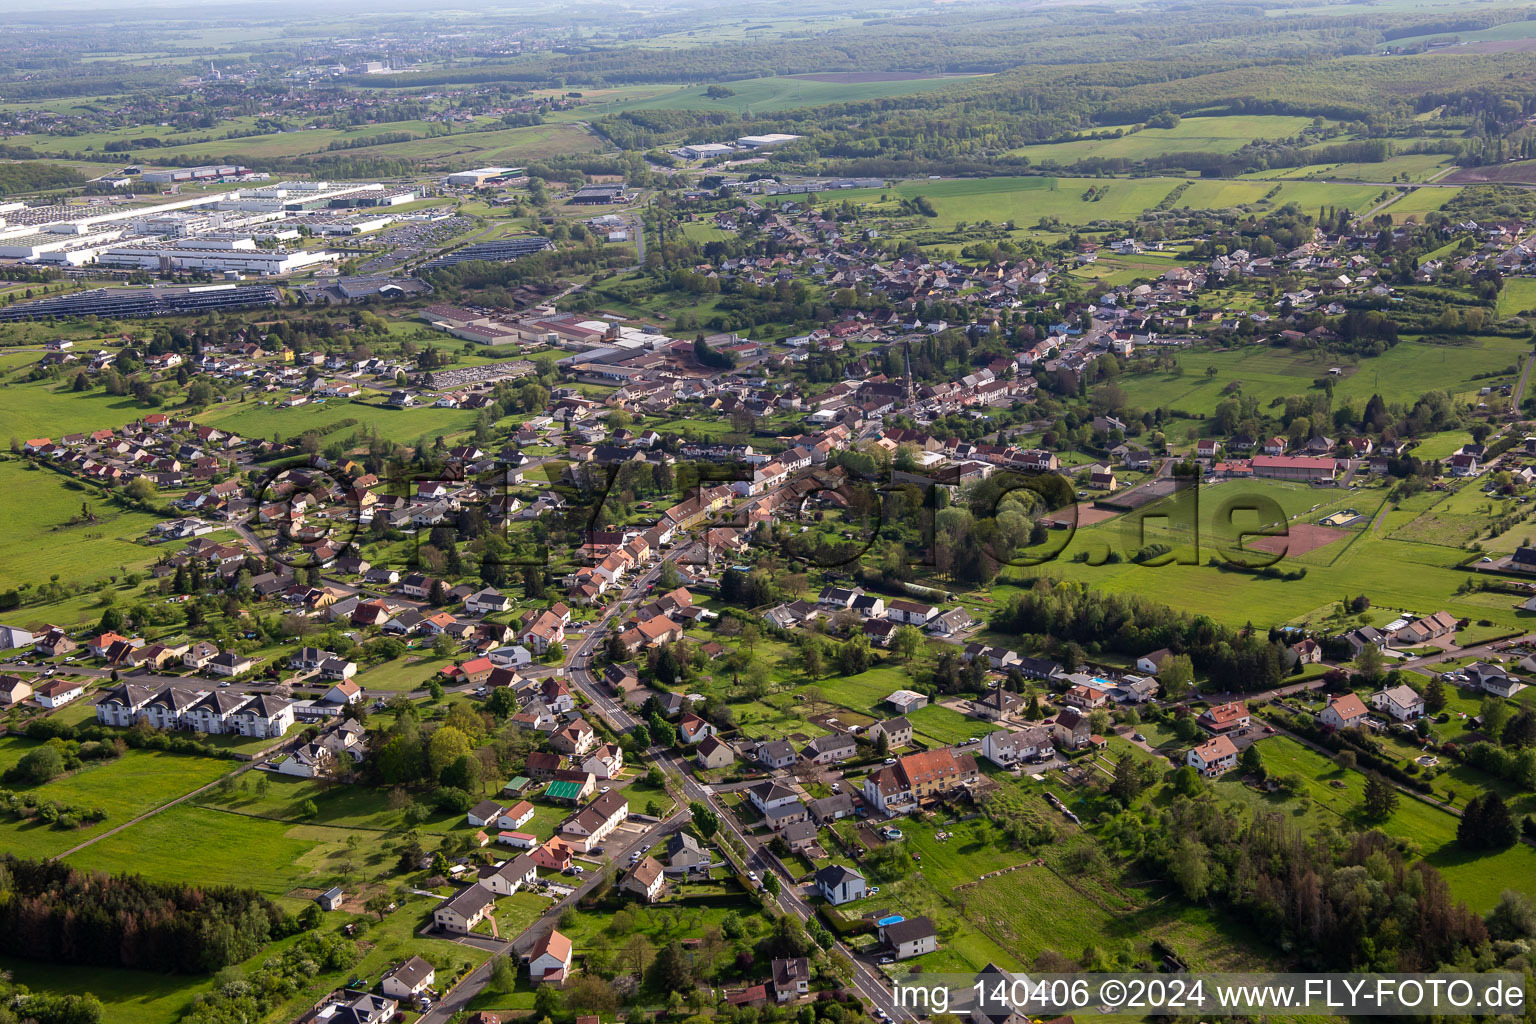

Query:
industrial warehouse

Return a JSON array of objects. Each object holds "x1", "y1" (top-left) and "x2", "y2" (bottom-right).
[{"x1": 0, "y1": 177, "x2": 420, "y2": 273}]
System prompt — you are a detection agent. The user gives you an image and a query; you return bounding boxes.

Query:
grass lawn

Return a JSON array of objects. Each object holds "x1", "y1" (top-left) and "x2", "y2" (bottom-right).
[
  {"x1": 66, "y1": 803, "x2": 323, "y2": 899},
  {"x1": 196, "y1": 395, "x2": 477, "y2": 444},
  {"x1": 0, "y1": 955, "x2": 214, "y2": 1024},
  {"x1": 905, "y1": 704, "x2": 997, "y2": 746},
  {"x1": 0, "y1": 460, "x2": 168, "y2": 589},
  {"x1": 0, "y1": 746, "x2": 235, "y2": 858},
  {"x1": 190, "y1": 770, "x2": 463, "y2": 834},
  {"x1": 1254, "y1": 735, "x2": 1536, "y2": 910},
  {"x1": 354, "y1": 654, "x2": 451, "y2": 693},
  {"x1": 0, "y1": 378, "x2": 153, "y2": 443}
]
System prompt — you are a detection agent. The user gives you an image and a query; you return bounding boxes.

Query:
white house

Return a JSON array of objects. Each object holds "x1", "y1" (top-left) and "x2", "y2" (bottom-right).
[
  {"x1": 433, "y1": 884, "x2": 495, "y2": 935},
  {"x1": 467, "y1": 800, "x2": 505, "y2": 828},
  {"x1": 1371, "y1": 684, "x2": 1424, "y2": 722},
  {"x1": 380, "y1": 956, "x2": 436, "y2": 1001},
  {"x1": 880, "y1": 917, "x2": 938, "y2": 960},
  {"x1": 980, "y1": 727, "x2": 1053, "y2": 767},
  {"x1": 814, "y1": 864, "x2": 866, "y2": 905},
  {"x1": 1319, "y1": 692, "x2": 1370, "y2": 730},
  {"x1": 1186, "y1": 735, "x2": 1239, "y2": 778},
  {"x1": 35, "y1": 679, "x2": 85, "y2": 708},
  {"x1": 529, "y1": 929, "x2": 573, "y2": 984},
  {"x1": 477, "y1": 854, "x2": 538, "y2": 896}
]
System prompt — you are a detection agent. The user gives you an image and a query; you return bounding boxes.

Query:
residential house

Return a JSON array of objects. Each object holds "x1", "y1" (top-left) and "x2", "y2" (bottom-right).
[
  {"x1": 432, "y1": 884, "x2": 496, "y2": 935},
  {"x1": 478, "y1": 854, "x2": 538, "y2": 896},
  {"x1": 1319, "y1": 693, "x2": 1369, "y2": 730},
  {"x1": 231, "y1": 694, "x2": 295, "y2": 738},
  {"x1": 1197, "y1": 701, "x2": 1250, "y2": 733},
  {"x1": 801, "y1": 732, "x2": 856, "y2": 764},
  {"x1": 770, "y1": 957, "x2": 811, "y2": 1003},
  {"x1": 1371, "y1": 684, "x2": 1424, "y2": 721},
  {"x1": 664, "y1": 832, "x2": 712, "y2": 875},
  {"x1": 814, "y1": 864, "x2": 866, "y2": 905},
  {"x1": 880, "y1": 917, "x2": 938, "y2": 960},
  {"x1": 749, "y1": 781, "x2": 802, "y2": 814},
  {"x1": 559, "y1": 791, "x2": 629, "y2": 852},
  {"x1": 1395, "y1": 611, "x2": 1458, "y2": 646},
  {"x1": 862, "y1": 748, "x2": 979, "y2": 815},
  {"x1": 695, "y1": 735, "x2": 735, "y2": 770},
  {"x1": 467, "y1": 800, "x2": 506, "y2": 828},
  {"x1": 529, "y1": 930, "x2": 573, "y2": 985},
  {"x1": 807, "y1": 793, "x2": 854, "y2": 824},
  {"x1": 754, "y1": 739, "x2": 798, "y2": 770},
  {"x1": 381, "y1": 957, "x2": 437, "y2": 1002},
  {"x1": 0, "y1": 675, "x2": 33, "y2": 705},
  {"x1": 551, "y1": 718, "x2": 597, "y2": 756},
  {"x1": 208, "y1": 650, "x2": 255, "y2": 677},
  {"x1": 622, "y1": 857, "x2": 667, "y2": 902},
  {"x1": 678, "y1": 712, "x2": 716, "y2": 745},
  {"x1": 981, "y1": 727, "x2": 1053, "y2": 767},
  {"x1": 1187, "y1": 735, "x2": 1239, "y2": 778},
  {"x1": 35, "y1": 679, "x2": 84, "y2": 708},
  {"x1": 1051, "y1": 707, "x2": 1094, "y2": 750},
  {"x1": 864, "y1": 717, "x2": 913, "y2": 749}
]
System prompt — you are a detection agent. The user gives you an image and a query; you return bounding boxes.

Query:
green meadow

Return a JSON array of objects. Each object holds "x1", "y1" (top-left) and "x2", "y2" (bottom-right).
[
  {"x1": 0, "y1": 745, "x2": 234, "y2": 859},
  {"x1": 617, "y1": 73, "x2": 986, "y2": 114},
  {"x1": 834, "y1": 175, "x2": 1392, "y2": 230},
  {"x1": 0, "y1": 459, "x2": 167, "y2": 589},
  {"x1": 1115, "y1": 335, "x2": 1528, "y2": 419},
  {"x1": 195, "y1": 395, "x2": 477, "y2": 443},
  {"x1": 1011, "y1": 115, "x2": 1319, "y2": 164},
  {"x1": 11, "y1": 118, "x2": 601, "y2": 169}
]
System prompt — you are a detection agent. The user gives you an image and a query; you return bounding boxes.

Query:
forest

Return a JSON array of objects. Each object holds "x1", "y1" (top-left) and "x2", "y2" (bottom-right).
[{"x1": 0, "y1": 857, "x2": 290, "y2": 974}]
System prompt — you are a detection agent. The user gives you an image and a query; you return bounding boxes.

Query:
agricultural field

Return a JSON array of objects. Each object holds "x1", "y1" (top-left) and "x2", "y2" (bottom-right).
[
  {"x1": 1115, "y1": 334, "x2": 1529, "y2": 419},
  {"x1": 1010, "y1": 115, "x2": 1320, "y2": 165},
  {"x1": 12, "y1": 119, "x2": 603, "y2": 169},
  {"x1": 834, "y1": 175, "x2": 1395, "y2": 232},
  {"x1": 617, "y1": 73, "x2": 988, "y2": 114}
]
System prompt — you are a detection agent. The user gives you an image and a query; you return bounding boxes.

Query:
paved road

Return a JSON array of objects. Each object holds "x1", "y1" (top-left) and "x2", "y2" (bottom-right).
[
  {"x1": 418, "y1": 808, "x2": 691, "y2": 1024},
  {"x1": 1515, "y1": 353, "x2": 1536, "y2": 411},
  {"x1": 554, "y1": 556, "x2": 913, "y2": 1022},
  {"x1": 400, "y1": 535, "x2": 916, "y2": 1021},
  {"x1": 1401, "y1": 633, "x2": 1536, "y2": 676}
]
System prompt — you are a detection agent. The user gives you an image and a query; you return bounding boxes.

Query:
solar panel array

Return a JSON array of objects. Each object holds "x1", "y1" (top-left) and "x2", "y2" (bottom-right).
[{"x1": 419, "y1": 237, "x2": 552, "y2": 270}]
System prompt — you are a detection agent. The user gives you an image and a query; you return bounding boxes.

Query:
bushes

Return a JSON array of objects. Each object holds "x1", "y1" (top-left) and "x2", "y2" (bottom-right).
[
  {"x1": 1453, "y1": 741, "x2": 1536, "y2": 789},
  {"x1": 23, "y1": 717, "x2": 237, "y2": 760},
  {"x1": 181, "y1": 930, "x2": 360, "y2": 1024},
  {"x1": 1283, "y1": 714, "x2": 1435, "y2": 793},
  {"x1": 0, "y1": 789, "x2": 107, "y2": 829}
]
